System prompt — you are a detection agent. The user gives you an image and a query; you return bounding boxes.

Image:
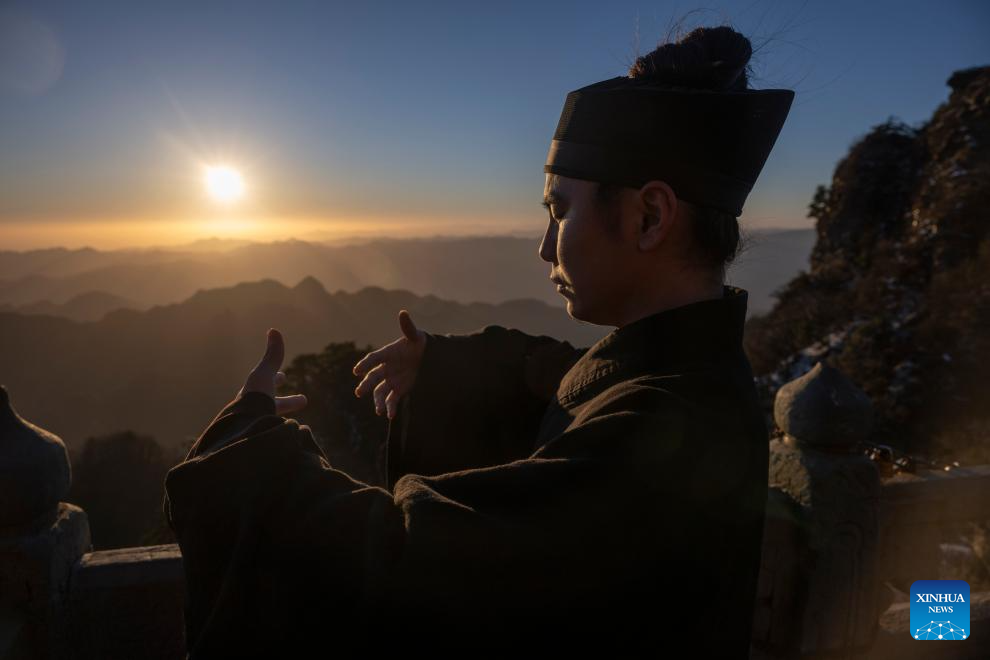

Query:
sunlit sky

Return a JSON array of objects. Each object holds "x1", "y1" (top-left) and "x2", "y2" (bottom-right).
[{"x1": 1, "y1": 0, "x2": 988, "y2": 250}]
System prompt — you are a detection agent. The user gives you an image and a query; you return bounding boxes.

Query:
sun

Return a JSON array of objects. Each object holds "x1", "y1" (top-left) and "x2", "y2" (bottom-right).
[{"x1": 203, "y1": 165, "x2": 245, "y2": 203}]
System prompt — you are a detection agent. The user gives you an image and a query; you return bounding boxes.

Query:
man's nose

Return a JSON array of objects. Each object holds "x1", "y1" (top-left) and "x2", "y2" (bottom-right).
[{"x1": 538, "y1": 221, "x2": 556, "y2": 264}]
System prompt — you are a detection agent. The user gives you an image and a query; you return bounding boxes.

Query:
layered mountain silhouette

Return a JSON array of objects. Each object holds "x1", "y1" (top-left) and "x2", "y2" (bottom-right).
[
  {"x1": 0, "y1": 290, "x2": 138, "y2": 322},
  {"x1": 0, "y1": 277, "x2": 607, "y2": 454},
  {"x1": 0, "y1": 229, "x2": 813, "y2": 321}
]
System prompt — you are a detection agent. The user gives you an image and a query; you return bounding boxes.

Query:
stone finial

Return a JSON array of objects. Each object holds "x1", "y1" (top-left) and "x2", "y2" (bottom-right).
[
  {"x1": 0, "y1": 384, "x2": 72, "y2": 528},
  {"x1": 773, "y1": 362, "x2": 874, "y2": 448}
]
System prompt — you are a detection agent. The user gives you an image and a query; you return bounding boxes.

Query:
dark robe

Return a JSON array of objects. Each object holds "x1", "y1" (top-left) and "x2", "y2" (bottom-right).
[{"x1": 163, "y1": 285, "x2": 769, "y2": 658}]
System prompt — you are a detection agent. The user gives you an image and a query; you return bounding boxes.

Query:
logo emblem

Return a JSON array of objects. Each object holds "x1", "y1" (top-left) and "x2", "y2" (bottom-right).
[{"x1": 911, "y1": 580, "x2": 970, "y2": 640}]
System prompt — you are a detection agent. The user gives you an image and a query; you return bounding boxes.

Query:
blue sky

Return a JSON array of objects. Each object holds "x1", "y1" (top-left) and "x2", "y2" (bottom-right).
[{"x1": 1, "y1": 0, "x2": 988, "y2": 248}]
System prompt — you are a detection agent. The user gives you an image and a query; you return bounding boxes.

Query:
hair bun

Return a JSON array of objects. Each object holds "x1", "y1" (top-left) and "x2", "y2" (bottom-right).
[{"x1": 628, "y1": 25, "x2": 752, "y2": 92}]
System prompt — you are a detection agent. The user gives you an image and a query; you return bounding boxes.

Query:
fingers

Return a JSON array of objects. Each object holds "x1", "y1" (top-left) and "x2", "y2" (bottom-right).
[
  {"x1": 385, "y1": 388, "x2": 398, "y2": 420},
  {"x1": 275, "y1": 371, "x2": 286, "y2": 387},
  {"x1": 373, "y1": 377, "x2": 390, "y2": 416},
  {"x1": 398, "y1": 309, "x2": 419, "y2": 342},
  {"x1": 275, "y1": 393, "x2": 307, "y2": 416},
  {"x1": 354, "y1": 362, "x2": 387, "y2": 399},
  {"x1": 352, "y1": 345, "x2": 386, "y2": 377},
  {"x1": 352, "y1": 309, "x2": 422, "y2": 377}
]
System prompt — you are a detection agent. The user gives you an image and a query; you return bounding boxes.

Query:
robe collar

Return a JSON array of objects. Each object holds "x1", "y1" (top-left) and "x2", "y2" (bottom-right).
[{"x1": 555, "y1": 285, "x2": 749, "y2": 406}]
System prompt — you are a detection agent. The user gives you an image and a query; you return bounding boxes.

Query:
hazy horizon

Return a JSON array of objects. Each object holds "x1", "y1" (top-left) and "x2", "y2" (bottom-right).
[
  {"x1": 0, "y1": 222, "x2": 811, "y2": 253},
  {"x1": 0, "y1": 217, "x2": 550, "y2": 251}
]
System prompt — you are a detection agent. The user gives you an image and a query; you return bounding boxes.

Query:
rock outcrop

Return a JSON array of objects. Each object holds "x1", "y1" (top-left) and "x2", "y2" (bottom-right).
[{"x1": 745, "y1": 65, "x2": 990, "y2": 464}]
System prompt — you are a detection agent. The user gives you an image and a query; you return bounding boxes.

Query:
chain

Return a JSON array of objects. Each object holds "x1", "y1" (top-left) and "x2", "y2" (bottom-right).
[{"x1": 860, "y1": 441, "x2": 962, "y2": 477}]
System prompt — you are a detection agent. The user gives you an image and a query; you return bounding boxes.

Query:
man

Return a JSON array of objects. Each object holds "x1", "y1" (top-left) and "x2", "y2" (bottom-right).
[{"x1": 164, "y1": 42, "x2": 793, "y2": 657}]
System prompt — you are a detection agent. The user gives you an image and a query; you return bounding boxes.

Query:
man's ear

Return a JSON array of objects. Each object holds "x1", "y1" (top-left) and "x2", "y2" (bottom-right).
[{"x1": 637, "y1": 180, "x2": 676, "y2": 251}]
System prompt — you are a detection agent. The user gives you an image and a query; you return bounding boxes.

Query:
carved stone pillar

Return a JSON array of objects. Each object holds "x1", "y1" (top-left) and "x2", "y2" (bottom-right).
[
  {"x1": 0, "y1": 385, "x2": 91, "y2": 659},
  {"x1": 751, "y1": 362, "x2": 882, "y2": 659}
]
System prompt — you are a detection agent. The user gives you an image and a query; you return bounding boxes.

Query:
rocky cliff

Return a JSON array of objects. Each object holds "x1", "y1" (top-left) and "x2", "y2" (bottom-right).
[{"x1": 744, "y1": 65, "x2": 990, "y2": 464}]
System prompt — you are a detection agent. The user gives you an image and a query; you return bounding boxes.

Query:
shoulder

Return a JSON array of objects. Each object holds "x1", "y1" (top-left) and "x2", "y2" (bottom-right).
[
  {"x1": 586, "y1": 363, "x2": 757, "y2": 425},
  {"x1": 573, "y1": 375, "x2": 700, "y2": 425},
  {"x1": 536, "y1": 381, "x2": 696, "y2": 461},
  {"x1": 559, "y1": 371, "x2": 760, "y2": 456}
]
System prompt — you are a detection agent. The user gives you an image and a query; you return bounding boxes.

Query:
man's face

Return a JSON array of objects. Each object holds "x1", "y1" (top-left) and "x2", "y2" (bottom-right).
[{"x1": 539, "y1": 173, "x2": 628, "y2": 325}]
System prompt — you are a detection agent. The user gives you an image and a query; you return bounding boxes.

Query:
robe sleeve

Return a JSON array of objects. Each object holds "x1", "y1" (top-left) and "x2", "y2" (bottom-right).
[
  {"x1": 384, "y1": 324, "x2": 588, "y2": 488},
  {"x1": 180, "y1": 390, "x2": 280, "y2": 461},
  {"x1": 163, "y1": 383, "x2": 712, "y2": 657}
]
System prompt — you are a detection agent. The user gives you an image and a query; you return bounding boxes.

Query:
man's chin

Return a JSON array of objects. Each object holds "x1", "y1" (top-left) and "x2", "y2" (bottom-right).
[
  {"x1": 564, "y1": 297, "x2": 610, "y2": 326},
  {"x1": 563, "y1": 298, "x2": 587, "y2": 322}
]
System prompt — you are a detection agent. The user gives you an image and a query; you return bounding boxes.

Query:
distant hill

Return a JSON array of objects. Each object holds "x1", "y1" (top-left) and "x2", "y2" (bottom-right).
[
  {"x1": 0, "y1": 290, "x2": 138, "y2": 322},
  {"x1": 0, "y1": 277, "x2": 607, "y2": 454},
  {"x1": 744, "y1": 65, "x2": 990, "y2": 464},
  {"x1": 727, "y1": 229, "x2": 815, "y2": 316},
  {"x1": 0, "y1": 229, "x2": 812, "y2": 319}
]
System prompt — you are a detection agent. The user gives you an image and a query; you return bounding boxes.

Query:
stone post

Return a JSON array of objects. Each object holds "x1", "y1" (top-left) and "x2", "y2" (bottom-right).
[
  {"x1": 751, "y1": 362, "x2": 882, "y2": 659},
  {"x1": 0, "y1": 385, "x2": 92, "y2": 659}
]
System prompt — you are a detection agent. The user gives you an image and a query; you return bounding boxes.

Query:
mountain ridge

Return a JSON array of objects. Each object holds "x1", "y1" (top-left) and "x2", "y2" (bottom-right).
[
  {"x1": 744, "y1": 65, "x2": 990, "y2": 463},
  {"x1": 0, "y1": 276, "x2": 608, "y2": 453}
]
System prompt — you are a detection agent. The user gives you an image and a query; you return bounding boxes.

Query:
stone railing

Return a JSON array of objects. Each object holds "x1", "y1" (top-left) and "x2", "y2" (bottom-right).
[
  {"x1": 2, "y1": 367, "x2": 989, "y2": 659},
  {"x1": 751, "y1": 363, "x2": 990, "y2": 660},
  {"x1": 0, "y1": 382, "x2": 187, "y2": 660}
]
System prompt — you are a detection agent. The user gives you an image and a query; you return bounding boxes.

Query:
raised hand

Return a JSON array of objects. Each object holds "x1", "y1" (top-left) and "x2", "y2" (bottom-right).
[
  {"x1": 237, "y1": 328, "x2": 308, "y2": 416},
  {"x1": 352, "y1": 309, "x2": 427, "y2": 420}
]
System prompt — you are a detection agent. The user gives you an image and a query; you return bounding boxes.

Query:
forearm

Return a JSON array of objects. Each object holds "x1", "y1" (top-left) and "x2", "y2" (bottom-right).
[
  {"x1": 385, "y1": 325, "x2": 587, "y2": 487},
  {"x1": 164, "y1": 408, "x2": 401, "y2": 654},
  {"x1": 162, "y1": 381, "x2": 698, "y2": 655},
  {"x1": 184, "y1": 390, "x2": 283, "y2": 461},
  {"x1": 417, "y1": 325, "x2": 586, "y2": 405}
]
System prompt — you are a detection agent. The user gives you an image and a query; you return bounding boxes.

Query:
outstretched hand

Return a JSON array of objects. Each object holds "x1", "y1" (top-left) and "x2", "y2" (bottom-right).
[
  {"x1": 237, "y1": 328, "x2": 308, "y2": 416},
  {"x1": 352, "y1": 309, "x2": 427, "y2": 420}
]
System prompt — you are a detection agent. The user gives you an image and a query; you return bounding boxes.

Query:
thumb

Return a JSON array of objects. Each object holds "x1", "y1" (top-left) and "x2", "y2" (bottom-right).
[
  {"x1": 398, "y1": 310, "x2": 420, "y2": 342},
  {"x1": 275, "y1": 393, "x2": 307, "y2": 416},
  {"x1": 258, "y1": 328, "x2": 285, "y2": 374}
]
